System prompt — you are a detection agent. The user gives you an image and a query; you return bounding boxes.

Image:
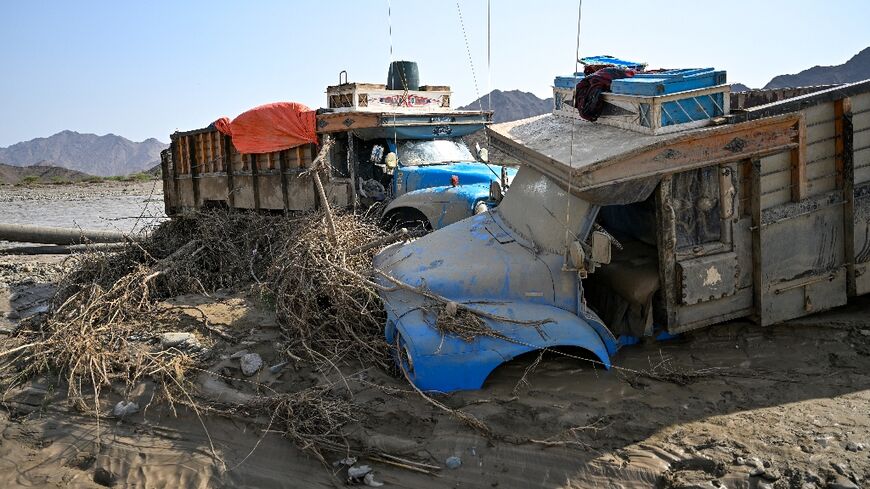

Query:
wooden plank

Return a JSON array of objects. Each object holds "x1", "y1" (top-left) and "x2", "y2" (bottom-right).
[
  {"x1": 279, "y1": 150, "x2": 290, "y2": 213},
  {"x1": 315, "y1": 112, "x2": 381, "y2": 134},
  {"x1": 573, "y1": 114, "x2": 801, "y2": 193},
  {"x1": 835, "y1": 98, "x2": 852, "y2": 189},
  {"x1": 749, "y1": 158, "x2": 763, "y2": 323},
  {"x1": 296, "y1": 147, "x2": 304, "y2": 169},
  {"x1": 223, "y1": 134, "x2": 235, "y2": 208},
  {"x1": 187, "y1": 134, "x2": 201, "y2": 208},
  {"x1": 656, "y1": 176, "x2": 678, "y2": 331},
  {"x1": 348, "y1": 135, "x2": 357, "y2": 209},
  {"x1": 250, "y1": 154, "x2": 261, "y2": 211},
  {"x1": 790, "y1": 116, "x2": 807, "y2": 201},
  {"x1": 839, "y1": 98, "x2": 856, "y2": 295},
  {"x1": 169, "y1": 136, "x2": 181, "y2": 215}
]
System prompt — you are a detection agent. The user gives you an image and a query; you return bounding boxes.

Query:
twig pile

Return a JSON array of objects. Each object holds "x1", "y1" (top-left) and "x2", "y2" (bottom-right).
[{"x1": 266, "y1": 210, "x2": 391, "y2": 369}]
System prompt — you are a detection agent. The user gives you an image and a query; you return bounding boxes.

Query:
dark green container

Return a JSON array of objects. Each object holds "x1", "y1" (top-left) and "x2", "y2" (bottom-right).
[{"x1": 387, "y1": 61, "x2": 420, "y2": 91}]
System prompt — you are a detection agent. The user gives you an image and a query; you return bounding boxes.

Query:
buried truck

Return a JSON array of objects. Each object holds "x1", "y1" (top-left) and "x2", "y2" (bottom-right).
[
  {"x1": 159, "y1": 62, "x2": 515, "y2": 231},
  {"x1": 374, "y1": 76, "x2": 870, "y2": 392}
]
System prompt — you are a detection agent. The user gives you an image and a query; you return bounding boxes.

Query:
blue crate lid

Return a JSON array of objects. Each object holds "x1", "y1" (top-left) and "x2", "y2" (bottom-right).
[
  {"x1": 611, "y1": 68, "x2": 727, "y2": 96},
  {"x1": 579, "y1": 55, "x2": 646, "y2": 70}
]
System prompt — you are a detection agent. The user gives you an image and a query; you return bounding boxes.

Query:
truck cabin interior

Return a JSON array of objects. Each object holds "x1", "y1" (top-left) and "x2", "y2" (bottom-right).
[{"x1": 585, "y1": 166, "x2": 723, "y2": 338}]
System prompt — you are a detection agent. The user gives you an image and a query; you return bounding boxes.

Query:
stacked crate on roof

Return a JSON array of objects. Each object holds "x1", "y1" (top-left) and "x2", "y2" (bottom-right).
[{"x1": 554, "y1": 67, "x2": 731, "y2": 135}]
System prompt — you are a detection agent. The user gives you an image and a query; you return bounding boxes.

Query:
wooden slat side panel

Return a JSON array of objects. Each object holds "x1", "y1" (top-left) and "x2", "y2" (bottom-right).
[
  {"x1": 851, "y1": 92, "x2": 870, "y2": 114},
  {"x1": 760, "y1": 151, "x2": 792, "y2": 209},
  {"x1": 804, "y1": 102, "x2": 835, "y2": 126}
]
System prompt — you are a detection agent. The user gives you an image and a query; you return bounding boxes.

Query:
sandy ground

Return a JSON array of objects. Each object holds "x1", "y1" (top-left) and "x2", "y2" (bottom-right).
[{"x1": 0, "y1": 252, "x2": 868, "y2": 489}]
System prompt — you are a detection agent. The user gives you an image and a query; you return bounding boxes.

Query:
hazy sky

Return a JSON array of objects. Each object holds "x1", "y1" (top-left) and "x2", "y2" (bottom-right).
[{"x1": 1, "y1": 0, "x2": 867, "y2": 146}]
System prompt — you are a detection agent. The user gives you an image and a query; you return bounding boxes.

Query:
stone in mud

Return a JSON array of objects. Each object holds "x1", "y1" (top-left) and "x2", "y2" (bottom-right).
[
  {"x1": 761, "y1": 469, "x2": 780, "y2": 481},
  {"x1": 814, "y1": 436, "x2": 831, "y2": 447},
  {"x1": 112, "y1": 401, "x2": 139, "y2": 417},
  {"x1": 749, "y1": 466, "x2": 766, "y2": 477},
  {"x1": 230, "y1": 350, "x2": 248, "y2": 359},
  {"x1": 828, "y1": 476, "x2": 859, "y2": 489},
  {"x1": 159, "y1": 332, "x2": 198, "y2": 349},
  {"x1": 240, "y1": 353, "x2": 263, "y2": 376},
  {"x1": 93, "y1": 467, "x2": 117, "y2": 487},
  {"x1": 446, "y1": 455, "x2": 462, "y2": 469},
  {"x1": 6, "y1": 310, "x2": 20, "y2": 320},
  {"x1": 845, "y1": 441, "x2": 864, "y2": 452},
  {"x1": 756, "y1": 482, "x2": 773, "y2": 489}
]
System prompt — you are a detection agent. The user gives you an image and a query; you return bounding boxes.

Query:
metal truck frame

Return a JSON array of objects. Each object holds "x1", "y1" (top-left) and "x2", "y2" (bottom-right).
[{"x1": 373, "y1": 80, "x2": 870, "y2": 392}]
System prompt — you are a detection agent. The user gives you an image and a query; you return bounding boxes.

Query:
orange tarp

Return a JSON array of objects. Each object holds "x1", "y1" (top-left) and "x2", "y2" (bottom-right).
[{"x1": 215, "y1": 102, "x2": 317, "y2": 154}]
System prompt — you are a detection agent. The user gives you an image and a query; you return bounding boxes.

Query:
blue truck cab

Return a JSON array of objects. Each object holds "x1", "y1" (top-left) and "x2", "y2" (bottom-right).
[
  {"x1": 320, "y1": 63, "x2": 515, "y2": 231},
  {"x1": 382, "y1": 138, "x2": 517, "y2": 230}
]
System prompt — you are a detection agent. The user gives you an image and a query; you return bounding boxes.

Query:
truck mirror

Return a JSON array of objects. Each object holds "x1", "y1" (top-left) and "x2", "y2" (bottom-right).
[
  {"x1": 590, "y1": 231, "x2": 611, "y2": 265},
  {"x1": 489, "y1": 180, "x2": 503, "y2": 202},
  {"x1": 569, "y1": 241, "x2": 585, "y2": 269}
]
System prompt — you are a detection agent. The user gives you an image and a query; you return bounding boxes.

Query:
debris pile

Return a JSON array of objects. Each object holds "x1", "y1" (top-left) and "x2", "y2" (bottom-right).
[{"x1": 0, "y1": 209, "x2": 391, "y2": 459}]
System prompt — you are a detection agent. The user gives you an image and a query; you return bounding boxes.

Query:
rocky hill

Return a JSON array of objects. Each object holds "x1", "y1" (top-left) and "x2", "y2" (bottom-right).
[
  {"x1": 0, "y1": 130, "x2": 167, "y2": 176},
  {"x1": 764, "y1": 47, "x2": 870, "y2": 89},
  {"x1": 459, "y1": 89, "x2": 553, "y2": 123},
  {"x1": 0, "y1": 162, "x2": 93, "y2": 184}
]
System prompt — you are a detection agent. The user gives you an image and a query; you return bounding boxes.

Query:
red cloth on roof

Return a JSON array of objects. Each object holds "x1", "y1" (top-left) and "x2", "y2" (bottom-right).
[{"x1": 214, "y1": 102, "x2": 317, "y2": 154}]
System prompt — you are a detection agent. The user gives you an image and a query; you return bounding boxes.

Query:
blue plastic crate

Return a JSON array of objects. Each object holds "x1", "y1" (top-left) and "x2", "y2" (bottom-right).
[
  {"x1": 651, "y1": 92, "x2": 727, "y2": 127},
  {"x1": 579, "y1": 55, "x2": 646, "y2": 70},
  {"x1": 554, "y1": 74, "x2": 584, "y2": 89},
  {"x1": 611, "y1": 68, "x2": 727, "y2": 96}
]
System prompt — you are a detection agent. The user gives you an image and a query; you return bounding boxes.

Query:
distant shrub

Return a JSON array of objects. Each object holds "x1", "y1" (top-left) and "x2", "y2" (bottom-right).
[
  {"x1": 18, "y1": 175, "x2": 40, "y2": 185},
  {"x1": 83, "y1": 176, "x2": 105, "y2": 183},
  {"x1": 51, "y1": 176, "x2": 72, "y2": 185}
]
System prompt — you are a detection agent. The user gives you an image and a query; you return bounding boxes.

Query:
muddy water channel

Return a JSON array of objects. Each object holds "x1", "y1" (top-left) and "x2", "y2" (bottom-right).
[{"x1": 0, "y1": 180, "x2": 166, "y2": 247}]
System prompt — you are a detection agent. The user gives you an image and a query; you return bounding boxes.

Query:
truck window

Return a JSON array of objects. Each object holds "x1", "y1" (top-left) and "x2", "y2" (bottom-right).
[
  {"x1": 671, "y1": 167, "x2": 721, "y2": 248},
  {"x1": 396, "y1": 140, "x2": 473, "y2": 166}
]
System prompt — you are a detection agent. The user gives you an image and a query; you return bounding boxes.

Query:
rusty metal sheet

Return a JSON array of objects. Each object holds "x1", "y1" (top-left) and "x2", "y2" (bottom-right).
[{"x1": 678, "y1": 251, "x2": 739, "y2": 305}]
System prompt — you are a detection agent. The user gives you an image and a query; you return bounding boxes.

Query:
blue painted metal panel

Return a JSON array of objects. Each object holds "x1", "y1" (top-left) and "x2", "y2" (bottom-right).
[
  {"x1": 611, "y1": 68, "x2": 727, "y2": 96},
  {"x1": 387, "y1": 302, "x2": 613, "y2": 392}
]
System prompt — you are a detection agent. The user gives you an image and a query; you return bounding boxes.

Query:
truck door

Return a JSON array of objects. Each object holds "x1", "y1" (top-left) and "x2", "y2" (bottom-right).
[{"x1": 657, "y1": 162, "x2": 755, "y2": 333}]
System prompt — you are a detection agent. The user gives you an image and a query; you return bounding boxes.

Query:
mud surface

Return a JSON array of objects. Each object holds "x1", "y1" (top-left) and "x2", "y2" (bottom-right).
[
  {"x1": 0, "y1": 253, "x2": 868, "y2": 488},
  {"x1": 0, "y1": 181, "x2": 165, "y2": 246}
]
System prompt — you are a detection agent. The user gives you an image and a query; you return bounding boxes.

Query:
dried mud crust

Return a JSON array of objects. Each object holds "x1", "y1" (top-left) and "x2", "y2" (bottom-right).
[{"x1": 1, "y1": 223, "x2": 869, "y2": 488}]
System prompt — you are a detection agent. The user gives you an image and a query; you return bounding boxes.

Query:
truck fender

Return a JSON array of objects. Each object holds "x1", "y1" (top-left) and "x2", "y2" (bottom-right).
[
  {"x1": 386, "y1": 301, "x2": 617, "y2": 392},
  {"x1": 383, "y1": 184, "x2": 490, "y2": 230}
]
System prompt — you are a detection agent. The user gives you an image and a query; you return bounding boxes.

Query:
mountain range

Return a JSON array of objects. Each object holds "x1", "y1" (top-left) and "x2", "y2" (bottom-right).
[
  {"x1": 764, "y1": 47, "x2": 870, "y2": 89},
  {"x1": 459, "y1": 89, "x2": 554, "y2": 124},
  {"x1": 0, "y1": 130, "x2": 167, "y2": 177}
]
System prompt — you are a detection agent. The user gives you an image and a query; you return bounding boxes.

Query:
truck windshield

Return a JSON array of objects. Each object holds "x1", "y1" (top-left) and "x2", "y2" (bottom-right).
[{"x1": 396, "y1": 140, "x2": 474, "y2": 166}]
